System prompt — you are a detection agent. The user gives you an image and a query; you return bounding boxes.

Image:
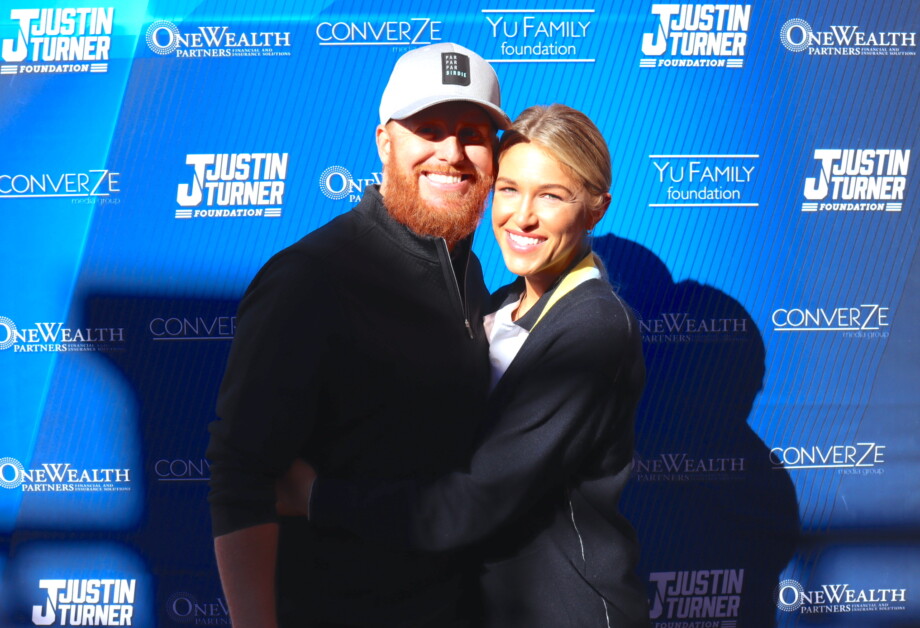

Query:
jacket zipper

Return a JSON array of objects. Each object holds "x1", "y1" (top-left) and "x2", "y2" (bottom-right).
[{"x1": 438, "y1": 238, "x2": 474, "y2": 339}]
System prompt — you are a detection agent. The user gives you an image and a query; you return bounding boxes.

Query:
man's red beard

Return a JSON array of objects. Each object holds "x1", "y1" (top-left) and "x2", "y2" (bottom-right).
[{"x1": 383, "y1": 158, "x2": 493, "y2": 248}]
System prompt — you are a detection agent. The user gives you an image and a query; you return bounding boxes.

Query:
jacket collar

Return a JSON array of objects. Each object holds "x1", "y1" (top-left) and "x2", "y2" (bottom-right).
[{"x1": 356, "y1": 185, "x2": 474, "y2": 263}]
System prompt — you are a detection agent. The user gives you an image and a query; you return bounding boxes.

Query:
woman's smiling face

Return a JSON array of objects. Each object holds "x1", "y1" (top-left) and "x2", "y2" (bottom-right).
[{"x1": 492, "y1": 142, "x2": 596, "y2": 295}]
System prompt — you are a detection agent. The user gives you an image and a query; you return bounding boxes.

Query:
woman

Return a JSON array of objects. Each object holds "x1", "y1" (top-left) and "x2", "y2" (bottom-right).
[{"x1": 284, "y1": 104, "x2": 649, "y2": 627}]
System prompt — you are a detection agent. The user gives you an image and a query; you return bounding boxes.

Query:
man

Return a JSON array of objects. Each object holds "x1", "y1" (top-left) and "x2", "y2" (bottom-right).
[{"x1": 206, "y1": 42, "x2": 511, "y2": 627}]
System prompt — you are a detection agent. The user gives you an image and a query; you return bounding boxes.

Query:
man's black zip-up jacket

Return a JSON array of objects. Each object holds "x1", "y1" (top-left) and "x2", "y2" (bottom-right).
[{"x1": 207, "y1": 186, "x2": 491, "y2": 626}]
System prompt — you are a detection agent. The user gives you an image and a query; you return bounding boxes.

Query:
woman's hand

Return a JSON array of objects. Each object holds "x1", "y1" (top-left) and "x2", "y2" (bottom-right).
[{"x1": 276, "y1": 458, "x2": 317, "y2": 518}]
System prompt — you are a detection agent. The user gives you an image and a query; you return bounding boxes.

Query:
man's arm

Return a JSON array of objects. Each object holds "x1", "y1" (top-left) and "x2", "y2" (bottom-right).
[
  {"x1": 214, "y1": 524, "x2": 279, "y2": 628},
  {"x1": 207, "y1": 248, "x2": 332, "y2": 623}
]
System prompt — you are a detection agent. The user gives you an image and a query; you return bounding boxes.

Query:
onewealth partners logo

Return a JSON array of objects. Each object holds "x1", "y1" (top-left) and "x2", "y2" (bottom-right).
[
  {"x1": 633, "y1": 453, "x2": 746, "y2": 482},
  {"x1": 775, "y1": 579, "x2": 907, "y2": 616},
  {"x1": 33, "y1": 579, "x2": 137, "y2": 626},
  {"x1": 318, "y1": 166, "x2": 382, "y2": 203},
  {"x1": 165, "y1": 591, "x2": 229, "y2": 625},
  {"x1": 638, "y1": 312, "x2": 752, "y2": 344},
  {"x1": 0, "y1": 457, "x2": 132, "y2": 492},
  {"x1": 174, "y1": 153, "x2": 287, "y2": 220},
  {"x1": 1, "y1": 7, "x2": 113, "y2": 76},
  {"x1": 0, "y1": 316, "x2": 125, "y2": 352},
  {"x1": 779, "y1": 18, "x2": 916, "y2": 56},
  {"x1": 146, "y1": 19, "x2": 291, "y2": 58}
]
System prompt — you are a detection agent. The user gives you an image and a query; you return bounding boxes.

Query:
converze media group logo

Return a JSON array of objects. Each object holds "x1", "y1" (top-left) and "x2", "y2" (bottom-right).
[
  {"x1": 649, "y1": 569, "x2": 743, "y2": 624},
  {"x1": 0, "y1": 168, "x2": 120, "y2": 202},
  {"x1": 770, "y1": 442, "x2": 886, "y2": 476},
  {"x1": 153, "y1": 458, "x2": 209, "y2": 482},
  {"x1": 148, "y1": 315, "x2": 236, "y2": 341},
  {"x1": 33, "y1": 579, "x2": 137, "y2": 626},
  {"x1": 0, "y1": 457, "x2": 131, "y2": 493},
  {"x1": 175, "y1": 153, "x2": 287, "y2": 219},
  {"x1": 780, "y1": 18, "x2": 916, "y2": 56},
  {"x1": 771, "y1": 304, "x2": 890, "y2": 339},
  {"x1": 775, "y1": 579, "x2": 907, "y2": 616},
  {"x1": 0, "y1": 316, "x2": 125, "y2": 353},
  {"x1": 315, "y1": 16, "x2": 442, "y2": 47},
  {"x1": 146, "y1": 19, "x2": 291, "y2": 58},
  {"x1": 1, "y1": 7, "x2": 112, "y2": 75},
  {"x1": 640, "y1": 4, "x2": 750, "y2": 68},
  {"x1": 802, "y1": 149, "x2": 909, "y2": 212}
]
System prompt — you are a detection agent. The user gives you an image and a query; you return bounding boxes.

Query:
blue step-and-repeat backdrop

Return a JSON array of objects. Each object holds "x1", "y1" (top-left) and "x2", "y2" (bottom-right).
[{"x1": 1, "y1": 1, "x2": 917, "y2": 626}]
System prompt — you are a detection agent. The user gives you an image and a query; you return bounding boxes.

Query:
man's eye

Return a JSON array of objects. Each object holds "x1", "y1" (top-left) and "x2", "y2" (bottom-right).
[
  {"x1": 417, "y1": 126, "x2": 437, "y2": 135},
  {"x1": 459, "y1": 128, "x2": 485, "y2": 143}
]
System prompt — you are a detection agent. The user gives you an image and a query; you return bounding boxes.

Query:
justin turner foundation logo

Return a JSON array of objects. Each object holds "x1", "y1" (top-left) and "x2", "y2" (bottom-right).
[
  {"x1": 32, "y1": 579, "x2": 136, "y2": 626},
  {"x1": 175, "y1": 153, "x2": 287, "y2": 219},
  {"x1": 1, "y1": 7, "x2": 113, "y2": 75},
  {"x1": 801, "y1": 149, "x2": 910, "y2": 212},
  {"x1": 649, "y1": 569, "x2": 744, "y2": 623},
  {"x1": 640, "y1": 4, "x2": 751, "y2": 68}
]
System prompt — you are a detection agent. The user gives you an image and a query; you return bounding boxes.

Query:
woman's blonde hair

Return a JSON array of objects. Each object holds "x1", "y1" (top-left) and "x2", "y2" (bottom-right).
[{"x1": 499, "y1": 104, "x2": 611, "y2": 212}]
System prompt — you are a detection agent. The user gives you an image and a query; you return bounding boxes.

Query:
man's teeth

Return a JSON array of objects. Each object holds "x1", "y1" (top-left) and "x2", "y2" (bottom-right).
[
  {"x1": 509, "y1": 232, "x2": 542, "y2": 247},
  {"x1": 426, "y1": 173, "x2": 463, "y2": 184}
]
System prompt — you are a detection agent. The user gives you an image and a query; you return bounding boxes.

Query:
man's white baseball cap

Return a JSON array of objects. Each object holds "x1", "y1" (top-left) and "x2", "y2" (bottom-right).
[{"x1": 379, "y1": 42, "x2": 511, "y2": 130}]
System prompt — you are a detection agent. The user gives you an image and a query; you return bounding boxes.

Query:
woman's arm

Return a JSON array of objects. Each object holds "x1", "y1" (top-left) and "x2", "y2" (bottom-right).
[{"x1": 310, "y1": 294, "x2": 644, "y2": 551}]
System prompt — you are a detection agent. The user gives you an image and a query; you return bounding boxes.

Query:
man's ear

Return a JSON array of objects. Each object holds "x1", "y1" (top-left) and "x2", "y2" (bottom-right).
[{"x1": 375, "y1": 124, "x2": 391, "y2": 165}]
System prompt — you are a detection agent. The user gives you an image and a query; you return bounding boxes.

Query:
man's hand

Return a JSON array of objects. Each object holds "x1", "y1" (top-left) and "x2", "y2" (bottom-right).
[{"x1": 276, "y1": 458, "x2": 317, "y2": 518}]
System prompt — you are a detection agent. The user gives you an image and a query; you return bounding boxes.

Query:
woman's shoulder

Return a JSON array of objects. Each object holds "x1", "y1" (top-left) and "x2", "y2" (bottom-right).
[{"x1": 562, "y1": 278, "x2": 639, "y2": 334}]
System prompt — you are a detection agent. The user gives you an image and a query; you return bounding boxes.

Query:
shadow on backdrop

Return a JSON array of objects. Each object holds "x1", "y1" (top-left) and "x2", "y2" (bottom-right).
[
  {"x1": 84, "y1": 293, "x2": 235, "y2": 620},
  {"x1": 595, "y1": 234, "x2": 800, "y2": 628}
]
